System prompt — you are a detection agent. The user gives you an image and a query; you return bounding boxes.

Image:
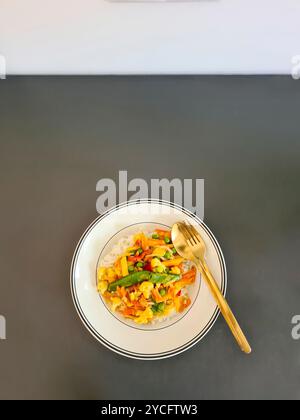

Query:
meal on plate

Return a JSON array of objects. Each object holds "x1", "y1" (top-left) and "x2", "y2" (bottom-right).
[{"x1": 97, "y1": 229, "x2": 197, "y2": 324}]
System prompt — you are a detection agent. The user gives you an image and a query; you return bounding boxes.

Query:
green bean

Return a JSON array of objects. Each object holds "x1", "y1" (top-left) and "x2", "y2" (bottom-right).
[{"x1": 107, "y1": 271, "x2": 180, "y2": 292}]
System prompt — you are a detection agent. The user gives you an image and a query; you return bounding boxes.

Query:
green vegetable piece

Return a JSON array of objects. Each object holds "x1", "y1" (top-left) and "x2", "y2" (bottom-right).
[
  {"x1": 157, "y1": 302, "x2": 165, "y2": 312},
  {"x1": 107, "y1": 271, "x2": 180, "y2": 292},
  {"x1": 151, "y1": 304, "x2": 159, "y2": 313},
  {"x1": 152, "y1": 233, "x2": 160, "y2": 239},
  {"x1": 164, "y1": 251, "x2": 172, "y2": 260},
  {"x1": 149, "y1": 272, "x2": 180, "y2": 285},
  {"x1": 164, "y1": 237, "x2": 171, "y2": 244},
  {"x1": 159, "y1": 288, "x2": 167, "y2": 297}
]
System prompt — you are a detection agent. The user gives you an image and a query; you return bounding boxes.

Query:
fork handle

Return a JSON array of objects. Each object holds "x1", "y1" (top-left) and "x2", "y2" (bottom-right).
[{"x1": 197, "y1": 261, "x2": 252, "y2": 354}]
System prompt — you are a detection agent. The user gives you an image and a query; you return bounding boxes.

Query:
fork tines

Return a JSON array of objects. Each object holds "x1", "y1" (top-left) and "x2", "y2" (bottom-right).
[
  {"x1": 177, "y1": 221, "x2": 197, "y2": 246},
  {"x1": 185, "y1": 221, "x2": 202, "y2": 243}
]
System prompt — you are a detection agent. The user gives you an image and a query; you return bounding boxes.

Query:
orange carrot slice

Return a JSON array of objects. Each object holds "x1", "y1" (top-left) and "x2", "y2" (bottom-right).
[{"x1": 162, "y1": 257, "x2": 184, "y2": 267}]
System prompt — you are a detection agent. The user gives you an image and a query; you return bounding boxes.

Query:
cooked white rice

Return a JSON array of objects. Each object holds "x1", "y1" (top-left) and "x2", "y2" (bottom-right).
[{"x1": 100, "y1": 229, "x2": 154, "y2": 268}]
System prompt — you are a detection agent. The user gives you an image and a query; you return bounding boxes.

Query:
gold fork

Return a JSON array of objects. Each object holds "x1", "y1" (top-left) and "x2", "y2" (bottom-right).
[{"x1": 172, "y1": 221, "x2": 252, "y2": 354}]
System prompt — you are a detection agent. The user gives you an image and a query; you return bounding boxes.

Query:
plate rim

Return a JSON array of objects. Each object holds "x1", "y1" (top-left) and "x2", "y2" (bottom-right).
[{"x1": 70, "y1": 199, "x2": 227, "y2": 360}]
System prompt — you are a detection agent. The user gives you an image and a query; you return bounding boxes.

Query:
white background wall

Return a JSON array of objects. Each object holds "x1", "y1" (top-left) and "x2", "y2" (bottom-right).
[{"x1": 0, "y1": 0, "x2": 299, "y2": 75}]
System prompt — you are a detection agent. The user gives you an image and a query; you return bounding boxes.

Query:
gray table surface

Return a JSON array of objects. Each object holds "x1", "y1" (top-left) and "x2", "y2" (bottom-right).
[{"x1": 0, "y1": 76, "x2": 299, "y2": 400}]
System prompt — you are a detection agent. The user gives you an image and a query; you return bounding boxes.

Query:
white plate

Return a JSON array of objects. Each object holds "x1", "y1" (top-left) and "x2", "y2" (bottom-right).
[{"x1": 70, "y1": 199, "x2": 227, "y2": 360}]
